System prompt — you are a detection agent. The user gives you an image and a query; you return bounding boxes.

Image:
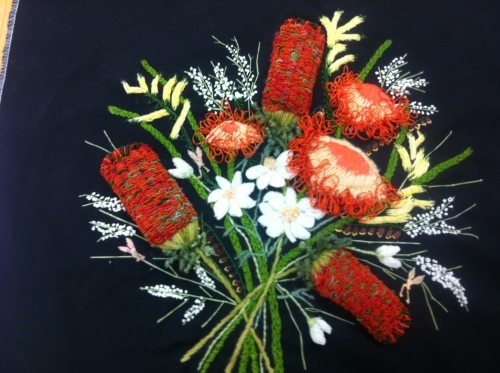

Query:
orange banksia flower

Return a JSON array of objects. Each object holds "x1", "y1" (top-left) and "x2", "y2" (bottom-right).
[
  {"x1": 326, "y1": 68, "x2": 412, "y2": 143},
  {"x1": 194, "y1": 104, "x2": 264, "y2": 163},
  {"x1": 288, "y1": 112, "x2": 400, "y2": 220},
  {"x1": 262, "y1": 19, "x2": 325, "y2": 118},
  {"x1": 100, "y1": 143, "x2": 198, "y2": 248},
  {"x1": 311, "y1": 249, "x2": 411, "y2": 344}
]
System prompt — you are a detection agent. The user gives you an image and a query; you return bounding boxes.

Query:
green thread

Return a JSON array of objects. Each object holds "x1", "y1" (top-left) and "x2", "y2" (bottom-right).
[
  {"x1": 384, "y1": 126, "x2": 409, "y2": 181},
  {"x1": 200, "y1": 313, "x2": 245, "y2": 373},
  {"x1": 412, "y1": 147, "x2": 473, "y2": 185},
  {"x1": 267, "y1": 285, "x2": 284, "y2": 373},
  {"x1": 241, "y1": 212, "x2": 270, "y2": 281},
  {"x1": 238, "y1": 335, "x2": 252, "y2": 373},
  {"x1": 276, "y1": 217, "x2": 354, "y2": 272},
  {"x1": 359, "y1": 39, "x2": 392, "y2": 82},
  {"x1": 225, "y1": 217, "x2": 254, "y2": 292}
]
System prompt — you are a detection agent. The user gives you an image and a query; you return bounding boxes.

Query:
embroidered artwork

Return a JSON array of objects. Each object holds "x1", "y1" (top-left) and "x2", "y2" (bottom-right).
[{"x1": 81, "y1": 10, "x2": 479, "y2": 372}]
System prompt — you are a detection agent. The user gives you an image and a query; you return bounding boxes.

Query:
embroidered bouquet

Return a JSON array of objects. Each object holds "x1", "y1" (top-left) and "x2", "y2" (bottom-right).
[{"x1": 81, "y1": 10, "x2": 477, "y2": 373}]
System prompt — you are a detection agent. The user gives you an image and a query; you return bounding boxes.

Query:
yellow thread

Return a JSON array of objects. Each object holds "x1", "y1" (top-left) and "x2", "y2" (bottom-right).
[
  {"x1": 151, "y1": 75, "x2": 160, "y2": 95},
  {"x1": 137, "y1": 74, "x2": 149, "y2": 92},
  {"x1": 121, "y1": 81, "x2": 147, "y2": 94},
  {"x1": 364, "y1": 214, "x2": 412, "y2": 224},
  {"x1": 163, "y1": 76, "x2": 177, "y2": 101},
  {"x1": 399, "y1": 185, "x2": 425, "y2": 197},
  {"x1": 409, "y1": 149, "x2": 430, "y2": 179},
  {"x1": 171, "y1": 80, "x2": 188, "y2": 110},
  {"x1": 413, "y1": 199, "x2": 435, "y2": 209},
  {"x1": 329, "y1": 54, "x2": 355, "y2": 74},
  {"x1": 396, "y1": 144, "x2": 412, "y2": 172},
  {"x1": 170, "y1": 99, "x2": 190, "y2": 139},
  {"x1": 129, "y1": 109, "x2": 169, "y2": 123}
]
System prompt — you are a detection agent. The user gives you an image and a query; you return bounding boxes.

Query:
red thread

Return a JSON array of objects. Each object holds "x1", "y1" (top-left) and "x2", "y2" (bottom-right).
[
  {"x1": 288, "y1": 112, "x2": 400, "y2": 220},
  {"x1": 100, "y1": 143, "x2": 198, "y2": 246},
  {"x1": 312, "y1": 249, "x2": 411, "y2": 344},
  {"x1": 326, "y1": 68, "x2": 413, "y2": 143},
  {"x1": 194, "y1": 103, "x2": 264, "y2": 163},
  {"x1": 262, "y1": 19, "x2": 325, "y2": 117}
]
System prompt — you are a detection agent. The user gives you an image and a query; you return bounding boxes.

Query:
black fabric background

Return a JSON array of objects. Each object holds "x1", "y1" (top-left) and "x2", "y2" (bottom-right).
[{"x1": 1, "y1": 1, "x2": 499, "y2": 372}]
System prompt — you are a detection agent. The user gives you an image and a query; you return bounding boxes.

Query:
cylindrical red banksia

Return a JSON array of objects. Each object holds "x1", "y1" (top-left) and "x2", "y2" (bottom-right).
[
  {"x1": 311, "y1": 249, "x2": 411, "y2": 344},
  {"x1": 100, "y1": 143, "x2": 198, "y2": 249},
  {"x1": 262, "y1": 19, "x2": 326, "y2": 118}
]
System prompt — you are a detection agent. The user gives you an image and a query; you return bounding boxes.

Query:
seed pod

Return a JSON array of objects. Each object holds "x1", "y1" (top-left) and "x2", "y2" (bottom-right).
[
  {"x1": 100, "y1": 143, "x2": 198, "y2": 250},
  {"x1": 311, "y1": 249, "x2": 411, "y2": 344}
]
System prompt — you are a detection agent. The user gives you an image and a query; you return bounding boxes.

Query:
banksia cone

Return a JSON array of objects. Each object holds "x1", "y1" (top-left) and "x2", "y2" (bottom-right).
[
  {"x1": 262, "y1": 19, "x2": 325, "y2": 120},
  {"x1": 100, "y1": 143, "x2": 198, "y2": 249},
  {"x1": 311, "y1": 249, "x2": 411, "y2": 344}
]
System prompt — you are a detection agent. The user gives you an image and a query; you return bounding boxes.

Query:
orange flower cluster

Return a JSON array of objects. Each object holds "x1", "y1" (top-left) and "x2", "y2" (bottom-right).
[
  {"x1": 312, "y1": 249, "x2": 411, "y2": 344},
  {"x1": 100, "y1": 143, "x2": 198, "y2": 247},
  {"x1": 262, "y1": 19, "x2": 325, "y2": 117},
  {"x1": 326, "y1": 68, "x2": 413, "y2": 143},
  {"x1": 194, "y1": 104, "x2": 264, "y2": 163},
  {"x1": 288, "y1": 112, "x2": 400, "y2": 220}
]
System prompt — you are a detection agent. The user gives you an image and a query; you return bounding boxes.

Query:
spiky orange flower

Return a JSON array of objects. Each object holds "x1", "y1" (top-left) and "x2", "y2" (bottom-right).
[
  {"x1": 311, "y1": 249, "x2": 411, "y2": 344},
  {"x1": 262, "y1": 19, "x2": 325, "y2": 118},
  {"x1": 288, "y1": 112, "x2": 400, "y2": 220},
  {"x1": 194, "y1": 104, "x2": 264, "y2": 163},
  {"x1": 326, "y1": 68, "x2": 413, "y2": 143},
  {"x1": 100, "y1": 143, "x2": 198, "y2": 248}
]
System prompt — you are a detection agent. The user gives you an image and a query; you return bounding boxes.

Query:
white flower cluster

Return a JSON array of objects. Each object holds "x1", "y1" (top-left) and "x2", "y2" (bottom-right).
[
  {"x1": 415, "y1": 256, "x2": 468, "y2": 307},
  {"x1": 143, "y1": 284, "x2": 187, "y2": 300},
  {"x1": 404, "y1": 197, "x2": 459, "y2": 238},
  {"x1": 85, "y1": 192, "x2": 125, "y2": 212},
  {"x1": 90, "y1": 221, "x2": 136, "y2": 240},
  {"x1": 223, "y1": 40, "x2": 258, "y2": 103},
  {"x1": 182, "y1": 299, "x2": 206, "y2": 324},
  {"x1": 186, "y1": 38, "x2": 258, "y2": 111},
  {"x1": 195, "y1": 264, "x2": 216, "y2": 289},
  {"x1": 409, "y1": 101, "x2": 438, "y2": 115},
  {"x1": 376, "y1": 55, "x2": 436, "y2": 114}
]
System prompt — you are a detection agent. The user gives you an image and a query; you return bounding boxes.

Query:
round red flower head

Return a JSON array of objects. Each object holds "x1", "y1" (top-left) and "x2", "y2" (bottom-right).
[
  {"x1": 288, "y1": 112, "x2": 400, "y2": 220},
  {"x1": 326, "y1": 68, "x2": 413, "y2": 143},
  {"x1": 194, "y1": 103, "x2": 264, "y2": 163}
]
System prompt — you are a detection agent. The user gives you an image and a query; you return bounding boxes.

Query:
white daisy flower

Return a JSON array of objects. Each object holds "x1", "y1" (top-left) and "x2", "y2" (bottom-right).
[
  {"x1": 168, "y1": 158, "x2": 194, "y2": 179},
  {"x1": 245, "y1": 150, "x2": 294, "y2": 190},
  {"x1": 207, "y1": 171, "x2": 256, "y2": 220},
  {"x1": 376, "y1": 245, "x2": 402, "y2": 268},
  {"x1": 257, "y1": 187, "x2": 324, "y2": 243},
  {"x1": 308, "y1": 317, "x2": 332, "y2": 345}
]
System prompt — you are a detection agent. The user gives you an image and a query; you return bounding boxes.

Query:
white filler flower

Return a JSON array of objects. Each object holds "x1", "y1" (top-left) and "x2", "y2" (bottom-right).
[
  {"x1": 258, "y1": 188, "x2": 324, "y2": 243},
  {"x1": 308, "y1": 317, "x2": 332, "y2": 345},
  {"x1": 168, "y1": 158, "x2": 194, "y2": 179},
  {"x1": 376, "y1": 245, "x2": 402, "y2": 268},
  {"x1": 207, "y1": 171, "x2": 256, "y2": 220},
  {"x1": 245, "y1": 150, "x2": 294, "y2": 190}
]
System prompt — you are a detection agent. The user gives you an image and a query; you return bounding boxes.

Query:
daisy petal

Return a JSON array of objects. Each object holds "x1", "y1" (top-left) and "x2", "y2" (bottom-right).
[
  {"x1": 207, "y1": 189, "x2": 224, "y2": 203},
  {"x1": 245, "y1": 165, "x2": 268, "y2": 180},
  {"x1": 213, "y1": 198, "x2": 229, "y2": 220},
  {"x1": 290, "y1": 221, "x2": 311, "y2": 240},
  {"x1": 228, "y1": 199, "x2": 243, "y2": 217}
]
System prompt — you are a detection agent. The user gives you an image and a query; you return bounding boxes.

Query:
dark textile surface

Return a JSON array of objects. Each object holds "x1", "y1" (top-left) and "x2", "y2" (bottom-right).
[{"x1": 1, "y1": 1, "x2": 499, "y2": 372}]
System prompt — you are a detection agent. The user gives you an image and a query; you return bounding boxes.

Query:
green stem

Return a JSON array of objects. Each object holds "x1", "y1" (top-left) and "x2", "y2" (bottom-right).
[
  {"x1": 384, "y1": 126, "x2": 409, "y2": 181},
  {"x1": 359, "y1": 39, "x2": 392, "y2": 82}
]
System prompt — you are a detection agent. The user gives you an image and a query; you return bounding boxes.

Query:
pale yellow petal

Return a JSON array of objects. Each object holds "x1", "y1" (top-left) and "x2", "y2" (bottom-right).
[
  {"x1": 328, "y1": 54, "x2": 355, "y2": 74},
  {"x1": 399, "y1": 185, "x2": 425, "y2": 197},
  {"x1": 162, "y1": 76, "x2": 177, "y2": 101},
  {"x1": 129, "y1": 109, "x2": 169, "y2": 123},
  {"x1": 122, "y1": 81, "x2": 147, "y2": 94},
  {"x1": 413, "y1": 199, "x2": 435, "y2": 209},
  {"x1": 396, "y1": 144, "x2": 412, "y2": 172},
  {"x1": 326, "y1": 43, "x2": 346, "y2": 63},
  {"x1": 409, "y1": 149, "x2": 430, "y2": 179},
  {"x1": 171, "y1": 80, "x2": 188, "y2": 110},
  {"x1": 137, "y1": 74, "x2": 148, "y2": 92},
  {"x1": 151, "y1": 75, "x2": 160, "y2": 95},
  {"x1": 336, "y1": 15, "x2": 364, "y2": 34},
  {"x1": 365, "y1": 214, "x2": 412, "y2": 225},
  {"x1": 170, "y1": 100, "x2": 190, "y2": 139}
]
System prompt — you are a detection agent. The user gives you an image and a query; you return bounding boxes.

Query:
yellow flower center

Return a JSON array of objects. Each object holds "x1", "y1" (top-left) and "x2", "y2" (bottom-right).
[
  {"x1": 263, "y1": 156, "x2": 277, "y2": 170},
  {"x1": 281, "y1": 206, "x2": 300, "y2": 222},
  {"x1": 222, "y1": 188, "x2": 235, "y2": 199}
]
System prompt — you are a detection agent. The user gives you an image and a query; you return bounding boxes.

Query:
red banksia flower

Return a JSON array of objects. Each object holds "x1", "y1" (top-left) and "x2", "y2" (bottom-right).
[
  {"x1": 194, "y1": 104, "x2": 264, "y2": 163},
  {"x1": 100, "y1": 143, "x2": 198, "y2": 249},
  {"x1": 311, "y1": 249, "x2": 411, "y2": 344},
  {"x1": 288, "y1": 112, "x2": 400, "y2": 220},
  {"x1": 326, "y1": 68, "x2": 412, "y2": 143},
  {"x1": 262, "y1": 19, "x2": 326, "y2": 118}
]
